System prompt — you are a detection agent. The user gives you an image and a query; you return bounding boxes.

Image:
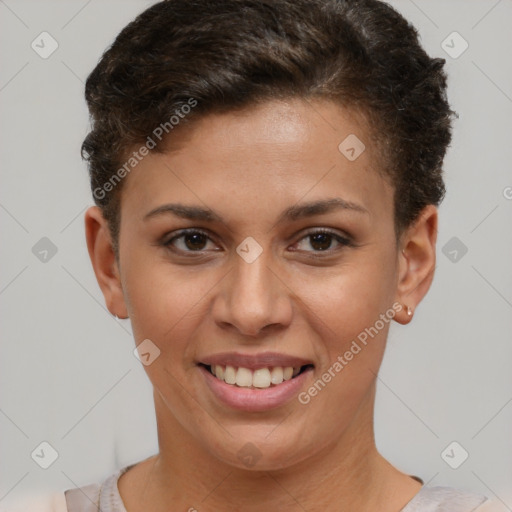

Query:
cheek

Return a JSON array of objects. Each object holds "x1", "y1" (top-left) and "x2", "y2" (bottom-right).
[
  {"x1": 295, "y1": 274, "x2": 391, "y2": 436},
  {"x1": 123, "y1": 260, "x2": 220, "y2": 355},
  {"x1": 298, "y1": 277, "x2": 391, "y2": 392},
  {"x1": 295, "y1": 251, "x2": 397, "y2": 342}
]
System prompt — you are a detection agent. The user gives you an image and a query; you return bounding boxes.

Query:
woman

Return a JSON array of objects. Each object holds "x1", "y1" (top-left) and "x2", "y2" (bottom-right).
[{"x1": 9, "y1": 0, "x2": 506, "y2": 510}]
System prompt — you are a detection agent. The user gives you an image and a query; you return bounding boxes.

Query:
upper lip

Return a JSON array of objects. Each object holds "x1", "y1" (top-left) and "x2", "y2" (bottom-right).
[{"x1": 199, "y1": 351, "x2": 314, "y2": 370}]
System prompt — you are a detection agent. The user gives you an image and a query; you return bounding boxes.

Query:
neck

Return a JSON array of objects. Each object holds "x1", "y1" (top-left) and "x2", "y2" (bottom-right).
[{"x1": 123, "y1": 383, "x2": 420, "y2": 512}]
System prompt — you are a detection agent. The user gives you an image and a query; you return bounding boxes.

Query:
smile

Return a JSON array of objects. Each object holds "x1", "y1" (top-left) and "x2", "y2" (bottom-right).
[
  {"x1": 197, "y1": 352, "x2": 315, "y2": 411},
  {"x1": 202, "y1": 364, "x2": 313, "y2": 389}
]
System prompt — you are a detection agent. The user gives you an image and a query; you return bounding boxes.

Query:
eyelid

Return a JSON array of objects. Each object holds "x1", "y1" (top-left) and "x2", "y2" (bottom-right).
[
  {"x1": 289, "y1": 227, "x2": 354, "y2": 254},
  {"x1": 298, "y1": 227, "x2": 353, "y2": 245},
  {"x1": 163, "y1": 227, "x2": 213, "y2": 242},
  {"x1": 161, "y1": 226, "x2": 354, "y2": 255},
  {"x1": 162, "y1": 228, "x2": 219, "y2": 252}
]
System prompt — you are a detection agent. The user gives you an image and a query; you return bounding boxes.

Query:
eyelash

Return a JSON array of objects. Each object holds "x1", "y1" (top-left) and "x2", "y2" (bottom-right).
[{"x1": 161, "y1": 228, "x2": 354, "y2": 257}]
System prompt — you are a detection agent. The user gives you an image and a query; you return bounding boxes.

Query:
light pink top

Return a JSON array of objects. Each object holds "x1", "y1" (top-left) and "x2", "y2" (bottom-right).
[{"x1": 4, "y1": 463, "x2": 508, "y2": 512}]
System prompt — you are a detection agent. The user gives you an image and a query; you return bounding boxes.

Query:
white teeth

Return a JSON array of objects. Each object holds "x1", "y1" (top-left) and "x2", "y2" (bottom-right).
[
  {"x1": 208, "y1": 364, "x2": 304, "y2": 388},
  {"x1": 270, "y1": 367, "x2": 284, "y2": 385},
  {"x1": 214, "y1": 365, "x2": 224, "y2": 380},
  {"x1": 224, "y1": 365, "x2": 237, "y2": 384},
  {"x1": 253, "y1": 368, "x2": 271, "y2": 388},
  {"x1": 235, "y1": 367, "x2": 253, "y2": 387}
]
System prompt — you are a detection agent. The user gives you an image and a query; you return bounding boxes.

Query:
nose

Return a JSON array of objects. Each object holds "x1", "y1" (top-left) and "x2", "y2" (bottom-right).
[{"x1": 212, "y1": 247, "x2": 293, "y2": 338}]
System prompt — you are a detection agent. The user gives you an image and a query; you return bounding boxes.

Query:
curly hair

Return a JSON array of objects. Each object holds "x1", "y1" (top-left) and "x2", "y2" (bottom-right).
[{"x1": 82, "y1": 0, "x2": 455, "y2": 254}]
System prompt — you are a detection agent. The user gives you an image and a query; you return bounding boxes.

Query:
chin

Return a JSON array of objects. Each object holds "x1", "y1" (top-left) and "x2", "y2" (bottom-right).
[{"x1": 201, "y1": 421, "x2": 319, "y2": 472}]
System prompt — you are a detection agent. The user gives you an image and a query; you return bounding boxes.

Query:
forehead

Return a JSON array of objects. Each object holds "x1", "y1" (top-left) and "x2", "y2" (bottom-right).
[{"x1": 120, "y1": 98, "x2": 394, "y2": 229}]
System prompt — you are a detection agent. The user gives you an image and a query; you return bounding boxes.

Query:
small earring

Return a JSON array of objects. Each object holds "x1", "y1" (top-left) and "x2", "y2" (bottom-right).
[{"x1": 406, "y1": 305, "x2": 413, "y2": 316}]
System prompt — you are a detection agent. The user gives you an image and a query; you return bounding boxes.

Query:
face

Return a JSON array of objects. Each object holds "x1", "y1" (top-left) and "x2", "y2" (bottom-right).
[{"x1": 88, "y1": 98, "x2": 430, "y2": 472}]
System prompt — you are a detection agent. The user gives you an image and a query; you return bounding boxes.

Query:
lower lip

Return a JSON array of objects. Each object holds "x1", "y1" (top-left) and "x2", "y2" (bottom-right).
[{"x1": 199, "y1": 365, "x2": 313, "y2": 412}]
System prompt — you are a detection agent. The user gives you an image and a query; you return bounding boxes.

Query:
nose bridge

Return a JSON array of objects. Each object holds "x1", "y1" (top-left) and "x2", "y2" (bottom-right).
[
  {"x1": 235, "y1": 248, "x2": 271, "y2": 298},
  {"x1": 216, "y1": 242, "x2": 290, "y2": 335}
]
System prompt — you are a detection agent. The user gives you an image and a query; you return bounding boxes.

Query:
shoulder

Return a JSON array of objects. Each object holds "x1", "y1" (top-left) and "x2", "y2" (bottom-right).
[
  {"x1": 64, "y1": 464, "x2": 134, "y2": 512},
  {"x1": 0, "y1": 491, "x2": 68, "y2": 512},
  {"x1": 0, "y1": 470, "x2": 115, "y2": 512},
  {"x1": 2, "y1": 458, "x2": 151, "y2": 512},
  {"x1": 0, "y1": 482, "x2": 103, "y2": 512},
  {"x1": 402, "y1": 486, "x2": 509, "y2": 512},
  {"x1": 64, "y1": 481, "x2": 102, "y2": 511}
]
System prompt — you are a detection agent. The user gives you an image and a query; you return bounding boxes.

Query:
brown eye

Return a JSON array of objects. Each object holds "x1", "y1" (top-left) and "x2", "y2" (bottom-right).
[
  {"x1": 181, "y1": 232, "x2": 208, "y2": 250},
  {"x1": 308, "y1": 232, "x2": 334, "y2": 251},
  {"x1": 292, "y1": 229, "x2": 352, "y2": 254},
  {"x1": 164, "y1": 229, "x2": 218, "y2": 252}
]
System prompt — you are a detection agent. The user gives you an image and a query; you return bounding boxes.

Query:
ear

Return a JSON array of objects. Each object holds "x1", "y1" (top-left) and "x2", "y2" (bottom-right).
[
  {"x1": 84, "y1": 206, "x2": 128, "y2": 319},
  {"x1": 394, "y1": 204, "x2": 438, "y2": 325}
]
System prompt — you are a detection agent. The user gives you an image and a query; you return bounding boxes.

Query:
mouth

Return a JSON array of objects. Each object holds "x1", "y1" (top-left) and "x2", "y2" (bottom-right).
[
  {"x1": 199, "y1": 363, "x2": 314, "y2": 389},
  {"x1": 196, "y1": 353, "x2": 315, "y2": 412}
]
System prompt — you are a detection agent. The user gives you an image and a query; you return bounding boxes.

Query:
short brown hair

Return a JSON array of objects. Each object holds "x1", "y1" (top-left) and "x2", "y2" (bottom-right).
[{"x1": 82, "y1": 0, "x2": 455, "y2": 253}]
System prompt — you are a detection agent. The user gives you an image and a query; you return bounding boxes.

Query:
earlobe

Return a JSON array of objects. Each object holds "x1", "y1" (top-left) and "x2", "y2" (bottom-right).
[
  {"x1": 394, "y1": 205, "x2": 438, "y2": 325},
  {"x1": 84, "y1": 206, "x2": 129, "y2": 319}
]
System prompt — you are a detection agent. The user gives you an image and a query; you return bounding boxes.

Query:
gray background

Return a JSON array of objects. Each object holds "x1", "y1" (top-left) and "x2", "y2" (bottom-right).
[{"x1": 1, "y1": 0, "x2": 511, "y2": 508}]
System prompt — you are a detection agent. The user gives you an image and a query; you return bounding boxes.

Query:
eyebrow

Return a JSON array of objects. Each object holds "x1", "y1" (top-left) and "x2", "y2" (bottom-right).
[{"x1": 143, "y1": 197, "x2": 369, "y2": 224}]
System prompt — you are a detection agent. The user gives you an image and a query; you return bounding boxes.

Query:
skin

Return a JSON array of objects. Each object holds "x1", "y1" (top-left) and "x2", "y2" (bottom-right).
[{"x1": 85, "y1": 98, "x2": 437, "y2": 511}]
